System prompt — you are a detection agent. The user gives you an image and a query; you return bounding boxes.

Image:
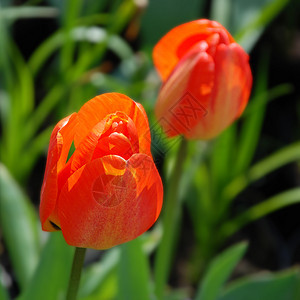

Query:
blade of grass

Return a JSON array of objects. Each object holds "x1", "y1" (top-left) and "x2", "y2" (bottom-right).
[
  {"x1": 117, "y1": 238, "x2": 152, "y2": 300},
  {"x1": 81, "y1": 272, "x2": 118, "y2": 300},
  {"x1": 19, "y1": 233, "x2": 74, "y2": 300},
  {"x1": 221, "y1": 188, "x2": 300, "y2": 239},
  {"x1": 107, "y1": 0, "x2": 135, "y2": 34},
  {"x1": 242, "y1": 84, "x2": 293, "y2": 118},
  {"x1": 219, "y1": 267, "x2": 300, "y2": 300},
  {"x1": 0, "y1": 164, "x2": 40, "y2": 290},
  {"x1": 6, "y1": 42, "x2": 35, "y2": 179},
  {"x1": 0, "y1": 267, "x2": 9, "y2": 300},
  {"x1": 9, "y1": 41, "x2": 34, "y2": 120},
  {"x1": 28, "y1": 30, "x2": 62, "y2": 76},
  {"x1": 210, "y1": 0, "x2": 232, "y2": 30},
  {"x1": 76, "y1": 13, "x2": 109, "y2": 26},
  {"x1": 195, "y1": 242, "x2": 248, "y2": 300},
  {"x1": 19, "y1": 126, "x2": 53, "y2": 182},
  {"x1": 185, "y1": 163, "x2": 216, "y2": 266},
  {"x1": 154, "y1": 139, "x2": 188, "y2": 300},
  {"x1": 60, "y1": 0, "x2": 82, "y2": 73},
  {"x1": 233, "y1": 52, "x2": 268, "y2": 178},
  {"x1": 71, "y1": 0, "x2": 136, "y2": 79},
  {"x1": 223, "y1": 141, "x2": 300, "y2": 203},
  {"x1": 26, "y1": 27, "x2": 133, "y2": 141},
  {"x1": 0, "y1": 6, "x2": 58, "y2": 21},
  {"x1": 23, "y1": 84, "x2": 66, "y2": 145},
  {"x1": 82, "y1": 0, "x2": 110, "y2": 15},
  {"x1": 79, "y1": 227, "x2": 161, "y2": 298},
  {"x1": 0, "y1": 7, "x2": 13, "y2": 89},
  {"x1": 0, "y1": 39, "x2": 35, "y2": 180},
  {"x1": 79, "y1": 248, "x2": 120, "y2": 298},
  {"x1": 210, "y1": 125, "x2": 237, "y2": 197},
  {"x1": 235, "y1": 0, "x2": 290, "y2": 53}
]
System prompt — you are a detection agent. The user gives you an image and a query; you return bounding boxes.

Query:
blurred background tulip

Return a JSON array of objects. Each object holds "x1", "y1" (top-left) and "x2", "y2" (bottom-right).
[{"x1": 153, "y1": 19, "x2": 252, "y2": 139}]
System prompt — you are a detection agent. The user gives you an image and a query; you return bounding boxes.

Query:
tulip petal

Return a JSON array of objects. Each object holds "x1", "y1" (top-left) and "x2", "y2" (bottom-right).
[
  {"x1": 155, "y1": 45, "x2": 214, "y2": 137},
  {"x1": 153, "y1": 19, "x2": 234, "y2": 81},
  {"x1": 187, "y1": 43, "x2": 252, "y2": 139},
  {"x1": 58, "y1": 154, "x2": 163, "y2": 249},
  {"x1": 74, "y1": 93, "x2": 151, "y2": 157},
  {"x1": 71, "y1": 113, "x2": 140, "y2": 173},
  {"x1": 40, "y1": 113, "x2": 77, "y2": 231}
]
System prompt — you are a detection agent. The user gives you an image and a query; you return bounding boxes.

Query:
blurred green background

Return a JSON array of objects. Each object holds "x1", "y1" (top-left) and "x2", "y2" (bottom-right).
[{"x1": 0, "y1": 0, "x2": 300, "y2": 299}]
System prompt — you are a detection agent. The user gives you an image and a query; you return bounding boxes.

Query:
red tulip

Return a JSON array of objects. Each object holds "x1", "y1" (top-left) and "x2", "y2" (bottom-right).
[
  {"x1": 40, "y1": 93, "x2": 163, "y2": 249},
  {"x1": 153, "y1": 19, "x2": 252, "y2": 139}
]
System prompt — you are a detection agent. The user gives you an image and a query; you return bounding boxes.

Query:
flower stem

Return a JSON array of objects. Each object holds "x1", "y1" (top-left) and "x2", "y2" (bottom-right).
[
  {"x1": 154, "y1": 138, "x2": 188, "y2": 300},
  {"x1": 66, "y1": 247, "x2": 86, "y2": 300}
]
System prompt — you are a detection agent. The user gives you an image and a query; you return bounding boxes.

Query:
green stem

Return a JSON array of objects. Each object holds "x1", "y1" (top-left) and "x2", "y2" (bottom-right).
[
  {"x1": 66, "y1": 247, "x2": 86, "y2": 300},
  {"x1": 154, "y1": 138, "x2": 188, "y2": 300}
]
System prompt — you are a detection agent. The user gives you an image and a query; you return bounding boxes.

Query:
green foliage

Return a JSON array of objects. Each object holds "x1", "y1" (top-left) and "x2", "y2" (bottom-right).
[
  {"x1": 19, "y1": 233, "x2": 74, "y2": 300},
  {"x1": 219, "y1": 268, "x2": 300, "y2": 300},
  {"x1": 141, "y1": 0, "x2": 206, "y2": 46},
  {"x1": 211, "y1": 0, "x2": 290, "y2": 52},
  {"x1": 117, "y1": 238, "x2": 152, "y2": 300},
  {"x1": 78, "y1": 228, "x2": 161, "y2": 299},
  {"x1": 0, "y1": 267, "x2": 10, "y2": 300},
  {"x1": 79, "y1": 248, "x2": 120, "y2": 299},
  {"x1": 221, "y1": 188, "x2": 300, "y2": 239},
  {"x1": 0, "y1": 164, "x2": 40, "y2": 290},
  {"x1": 195, "y1": 242, "x2": 248, "y2": 300}
]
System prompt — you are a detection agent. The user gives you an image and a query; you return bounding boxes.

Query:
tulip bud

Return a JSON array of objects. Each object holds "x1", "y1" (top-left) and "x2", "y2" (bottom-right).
[{"x1": 153, "y1": 19, "x2": 252, "y2": 139}]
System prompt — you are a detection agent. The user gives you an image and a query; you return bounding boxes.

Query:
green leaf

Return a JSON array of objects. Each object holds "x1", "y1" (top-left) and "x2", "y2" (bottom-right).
[
  {"x1": 164, "y1": 289, "x2": 189, "y2": 300},
  {"x1": 234, "y1": 0, "x2": 290, "y2": 52},
  {"x1": 210, "y1": 0, "x2": 232, "y2": 29},
  {"x1": 195, "y1": 242, "x2": 248, "y2": 300},
  {"x1": 0, "y1": 163, "x2": 40, "y2": 290},
  {"x1": 242, "y1": 84, "x2": 293, "y2": 118},
  {"x1": 19, "y1": 126, "x2": 53, "y2": 181},
  {"x1": 19, "y1": 233, "x2": 74, "y2": 300},
  {"x1": 141, "y1": 0, "x2": 205, "y2": 46},
  {"x1": 233, "y1": 52, "x2": 268, "y2": 178},
  {"x1": 223, "y1": 141, "x2": 300, "y2": 203},
  {"x1": 22, "y1": 85, "x2": 66, "y2": 151},
  {"x1": 117, "y1": 238, "x2": 152, "y2": 300},
  {"x1": 81, "y1": 272, "x2": 117, "y2": 300},
  {"x1": 0, "y1": 267, "x2": 9, "y2": 300},
  {"x1": 210, "y1": 125, "x2": 237, "y2": 196},
  {"x1": 60, "y1": 0, "x2": 82, "y2": 73},
  {"x1": 79, "y1": 248, "x2": 120, "y2": 298},
  {"x1": 0, "y1": 6, "x2": 58, "y2": 22},
  {"x1": 221, "y1": 188, "x2": 300, "y2": 239},
  {"x1": 154, "y1": 139, "x2": 188, "y2": 300},
  {"x1": 186, "y1": 164, "x2": 213, "y2": 245},
  {"x1": 4, "y1": 42, "x2": 36, "y2": 180},
  {"x1": 28, "y1": 26, "x2": 132, "y2": 76},
  {"x1": 219, "y1": 267, "x2": 300, "y2": 300},
  {"x1": 79, "y1": 227, "x2": 161, "y2": 299},
  {"x1": 9, "y1": 41, "x2": 35, "y2": 122}
]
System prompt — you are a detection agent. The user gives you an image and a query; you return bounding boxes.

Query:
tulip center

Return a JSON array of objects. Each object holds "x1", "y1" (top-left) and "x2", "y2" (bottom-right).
[{"x1": 92, "y1": 112, "x2": 139, "y2": 161}]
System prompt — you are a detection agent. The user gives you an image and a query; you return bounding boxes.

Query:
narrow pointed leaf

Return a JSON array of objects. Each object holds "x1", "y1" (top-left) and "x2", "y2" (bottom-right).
[
  {"x1": 219, "y1": 268, "x2": 300, "y2": 300},
  {"x1": 195, "y1": 242, "x2": 248, "y2": 300},
  {"x1": 0, "y1": 164, "x2": 40, "y2": 290},
  {"x1": 117, "y1": 238, "x2": 152, "y2": 300},
  {"x1": 20, "y1": 233, "x2": 74, "y2": 300}
]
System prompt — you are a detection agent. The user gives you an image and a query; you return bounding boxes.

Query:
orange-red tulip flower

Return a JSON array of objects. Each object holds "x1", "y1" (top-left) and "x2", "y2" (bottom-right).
[
  {"x1": 153, "y1": 19, "x2": 252, "y2": 139},
  {"x1": 40, "y1": 93, "x2": 163, "y2": 249}
]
